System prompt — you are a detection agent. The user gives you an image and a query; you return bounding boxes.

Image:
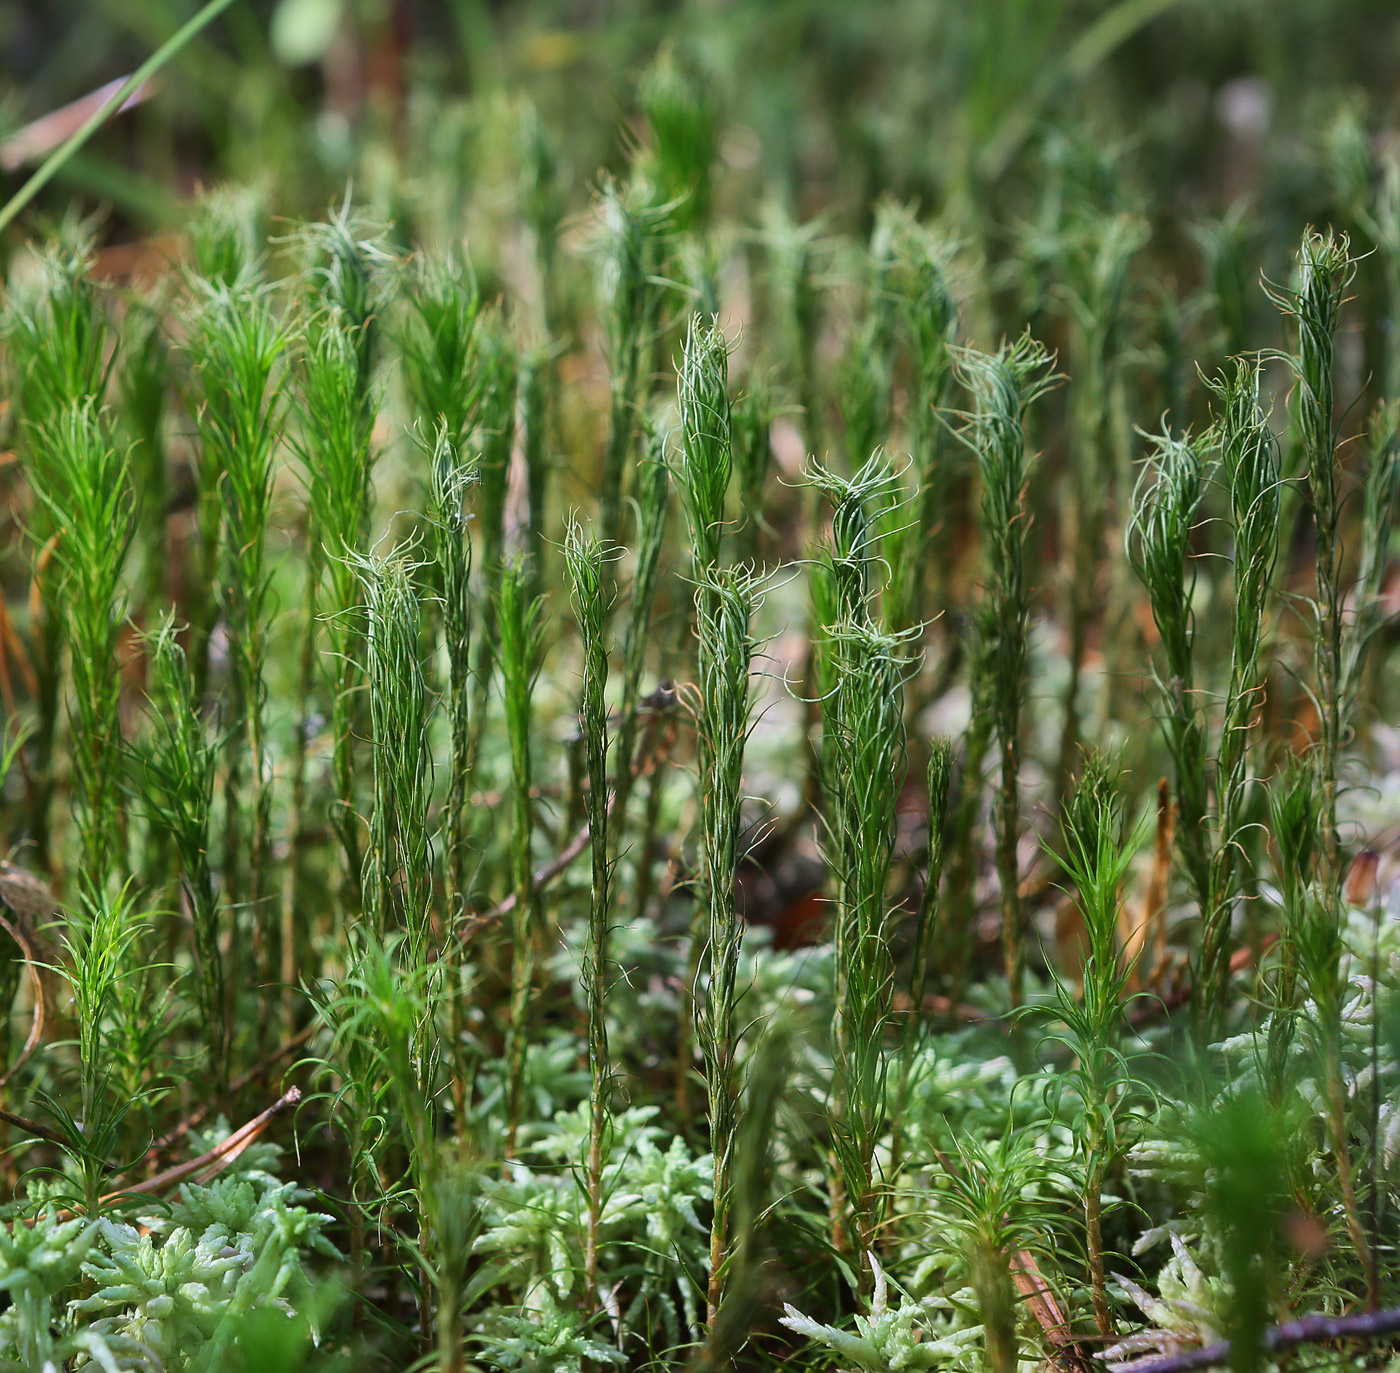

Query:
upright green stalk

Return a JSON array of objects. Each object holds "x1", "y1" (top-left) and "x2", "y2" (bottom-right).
[
  {"x1": 1268, "y1": 231, "x2": 1355, "y2": 896},
  {"x1": 692, "y1": 563, "x2": 762, "y2": 1332},
  {"x1": 732, "y1": 379, "x2": 773, "y2": 569},
  {"x1": 188, "y1": 184, "x2": 263, "y2": 287},
  {"x1": 1037, "y1": 754, "x2": 1150, "y2": 1337},
  {"x1": 1055, "y1": 213, "x2": 1146, "y2": 796},
  {"x1": 597, "y1": 174, "x2": 670, "y2": 552},
  {"x1": 891, "y1": 735, "x2": 954, "y2": 1177},
  {"x1": 184, "y1": 275, "x2": 289, "y2": 982},
  {"x1": 467, "y1": 323, "x2": 519, "y2": 781},
  {"x1": 476, "y1": 323, "x2": 519, "y2": 577},
  {"x1": 1342, "y1": 403, "x2": 1400, "y2": 718},
  {"x1": 1348, "y1": 138, "x2": 1400, "y2": 401},
  {"x1": 804, "y1": 452, "x2": 902, "y2": 854},
  {"x1": 762, "y1": 203, "x2": 823, "y2": 455},
  {"x1": 1127, "y1": 428, "x2": 1212, "y2": 916},
  {"x1": 1186, "y1": 1092, "x2": 1291, "y2": 1373},
  {"x1": 637, "y1": 47, "x2": 717, "y2": 234},
  {"x1": 1193, "y1": 205, "x2": 1255, "y2": 359},
  {"x1": 806, "y1": 455, "x2": 901, "y2": 623},
  {"x1": 299, "y1": 202, "x2": 392, "y2": 394},
  {"x1": 519, "y1": 342, "x2": 554, "y2": 600},
  {"x1": 825, "y1": 617, "x2": 912, "y2": 1300},
  {"x1": 57, "y1": 887, "x2": 146, "y2": 1212},
  {"x1": 889, "y1": 210, "x2": 959, "y2": 615},
  {"x1": 139, "y1": 614, "x2": 224, "y2": 1080},
  {"x1": 519, "y1": 99, "x2": 564, "y2": 337},
  {"x1": 284, "y1": 206, "x2": 390, "y2": 965},
  {"x1": 941, "y1": 608, "x2": 997, "y2": 1003},
  {"x1": 184, "y1": 190, "x2": 264, "y2": 697},
  {"x1": 291, "y1": 304, "x2": 381, "y2": 941},
  {"x1": 1295, "y1": 880, "x2": 1375, "y2": 1302},
  {"x1": 1265, "y1": 756, "x2": 1319, "y2": 1093},
  {"x1": 564, "y1": 520, "x2": 616, "y2": 1307},
  {"x1": 677, "y1": 317, "x2": 734, "y2": 575},
  {"x1": 4, "y1": 230, "x2": 112, "y2": 869},
  {"x1": 28, "y1": 402, "x2": 134, "y2": 895},
  {"x1": 318, "y1": 934, "x2": 453, "y2": 1359},
  {"x1": 427, "y1": 425, "x2": 479, "y2": 923},
  {"x1": 1198, "y1": 361, "x2": 1280, "y2": 1045},
  {"x1": 401, "y1": 253, "x2": 489, "y2": 905},
  {"x1": 423, "y1": 421, "x2": 479, "y2": 1131},
  {"x1": 1268, "y1": 246, "x2": 1396, "y2": 1298},
  {"x1": 837, "y1": 314, "x2": 892, "y2": 470},
  {"x1": 613, "y1": 432, "x2": 671, "y2": 835},
  {"x1": 909, "y1": 737, "x2": 954, "y2": 1019},
  {"x1": 353, "y1": 551, "x2": 435, "y2": 963},
  {"x1": 675, "y1": 316, "x2": 733, "y2": 1120},
  {"x1": 876, "y1": 478, "x2": 922, "y2": 639},
  {"x1": 117, "y1": 296, "x2": 170, "y2": 622},
  {"x1": 497, "y1": 558, "x2": 545, "y2": 1158},
  {"x1": 401, "y1": 253, "x2": 484, "y2": 452},
  {"x1": 958, "y1": 337, "x2": 1057, "y2": 1008}
]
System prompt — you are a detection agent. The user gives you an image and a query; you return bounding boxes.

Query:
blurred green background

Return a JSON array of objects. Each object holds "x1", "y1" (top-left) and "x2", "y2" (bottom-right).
[{"x1": 4, "y1": 0, "x2": 1399, "y2": 258}]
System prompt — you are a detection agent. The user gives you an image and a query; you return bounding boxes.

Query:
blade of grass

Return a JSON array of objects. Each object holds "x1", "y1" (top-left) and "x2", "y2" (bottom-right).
[{"x1": 0, "y1": 0, "x2": 237, "y2": 237}]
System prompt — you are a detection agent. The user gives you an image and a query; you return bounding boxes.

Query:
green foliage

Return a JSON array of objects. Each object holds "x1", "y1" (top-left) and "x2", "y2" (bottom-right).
[
  {"x1": 401, "y1": 251, "x2": 482, "y2": 454},
  {"x1": 596, "y1": 173, "x2": 672, "y2": 550},
  {"x1": 637, "y1": 47, "x2": 717, "y2": 233},
  {"x1": 957, "y1": 336, "x2": 1057, "y2": 1008},
  {"x1": 353, "y1": 549, "x2": 434, "y2": 955},
  {"x1": 4, "y1": 227, "x2": 113, "y2": 867},
  {"x1": 1181, "y1": 1092, "x2": 1293, "y2": 1373},
  {"x1": 691, "y1": 562, "x2": 763, "y2": 1331},
  {"x1": 563, "y1": 517, "x2": 616, "y2": 1304},
  {"x1": 1198, "y1": 360, "x2": 1281, "y2": 1044},
  {"x1": 189, "y1": 185, "x2": 264, "y2": 286},
  {"x1": 781, "y1": 1259, "x2": 982, "y2": 1372},
  {"x1": 1031, "y1": 752, "x2": 1152, "y2": 1335},
  {"x1": 614, "y1": 430, "x2": 671, "y2": 823},
  {"x1": 10, "y1": 14, "x2": 1400, "y2": 1371},
  {"x1": 184, "y1": 269, "x2": 289, "y2": 977},
  {"x1": 932, "y1": 1127, "x2": 1066, "y2": 1373},
  {"x1": 909, "y1": 736, "x2": 954, "y2": 1018},
  {"x1": 294, "y1": 302, "x2": 382, "y2": 913},
  {"x1": 427, "y1": 423, "x2": 478, "y2": 919},
  {"x1": 27, "y1": 401, "x2": 134, "y2": 890},
  {"x1": 138, "y1": 615, "x2": 224, "y2": 1078},
  {"x1": 1268, "y1": 231, "x2": 1355, "y2": 893},
  {"x1": 807, "y1": 453, "x2": 902, "y2": 622},
  {"x1": 824, "y1": 615, "x2": 914, "y2": 1292},
  {"x1": 677, "y1": 315, "x2": 734, "y2": 576},
  {"x1": 0, "y1": 1166, "x2": 339, "y2": 1370},
  {"x1": 498, "y1": 556, "x2": 547, "y2": 1158},
  {"x1": 1128, "y1": 427, "x2": 1212, "y2": 913}
]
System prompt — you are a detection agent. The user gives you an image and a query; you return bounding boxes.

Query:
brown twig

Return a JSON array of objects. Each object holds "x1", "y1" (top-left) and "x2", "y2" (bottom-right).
[
  {"x1": 1011, "y1": 1248, "x2": 1095, "y2": 1372},
  {"x1": 0, "y1": 1105, "x2": 68, "y2": 1148},
  {"x1": 1114, "y1": 1305, "x2": 1400, "y2": 1373},
  {"x1": 0, "y1": 908, "x2": 47, "y2": 1090},
  {"x1": 142, "y1": 1024, "x2": 317, "y2": 1169},
  {"x1": 460, "y1": 822, "x2": 594, "y2": 937},
  {"x1": 91, "y1": 1088, "x2": 302, "y2": 1221},
  {"x1": 10, "y1": 1088, "x2": 303, "y2": 1227},
  {"x1": 120, "y1": 1087, "x2": 302, "y2": 1197}
]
